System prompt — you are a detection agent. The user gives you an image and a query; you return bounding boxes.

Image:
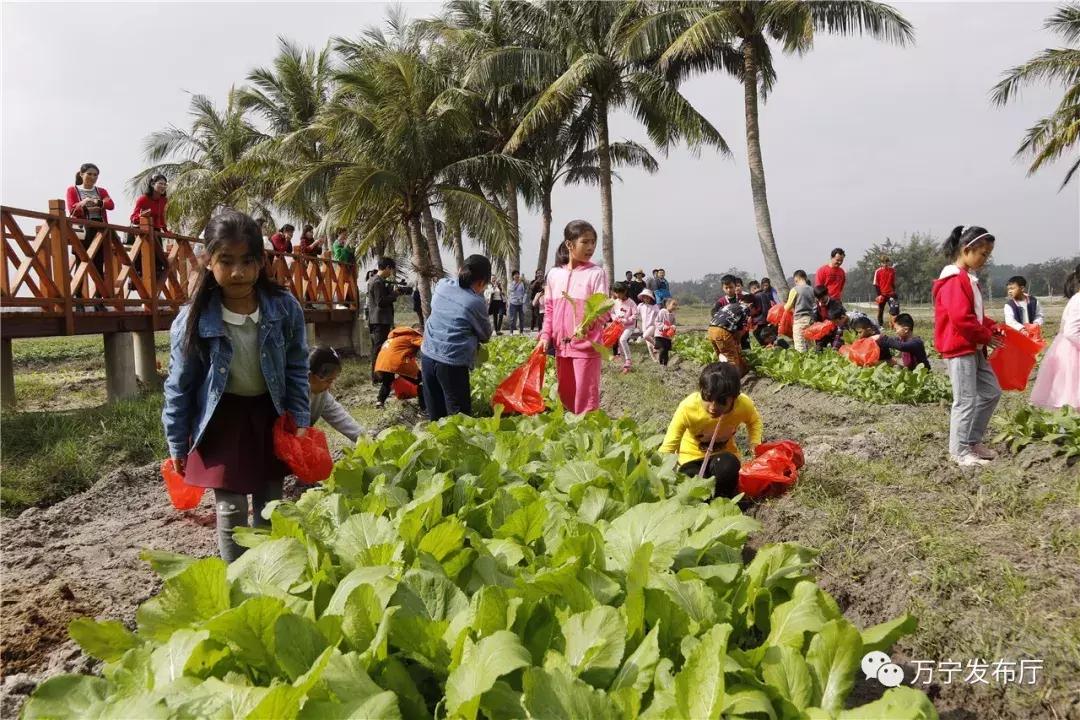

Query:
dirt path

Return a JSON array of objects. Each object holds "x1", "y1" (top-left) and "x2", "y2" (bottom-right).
[{"x1": 2, "y1": 348, "x2": 1077, "y2": 719}]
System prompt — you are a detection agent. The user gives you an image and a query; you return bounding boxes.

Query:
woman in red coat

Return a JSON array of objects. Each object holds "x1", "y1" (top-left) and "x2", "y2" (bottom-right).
[
  {"x1": 65, "y1": 163, "x2": 115, "y2": 304},
  {"x1": 129, "y1": 174, "x2": 170, "y2": 286}
]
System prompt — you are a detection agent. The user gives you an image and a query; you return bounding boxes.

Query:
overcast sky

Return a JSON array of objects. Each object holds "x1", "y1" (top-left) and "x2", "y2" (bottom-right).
[{"x1": 3, "y1": 1, "x2": 1078, "y2": 281}]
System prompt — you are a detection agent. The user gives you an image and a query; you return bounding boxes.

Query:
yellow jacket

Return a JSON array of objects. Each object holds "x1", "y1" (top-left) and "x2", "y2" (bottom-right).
[{"x1": 661, "y1": 392, "x2": 763, "y2": 465}]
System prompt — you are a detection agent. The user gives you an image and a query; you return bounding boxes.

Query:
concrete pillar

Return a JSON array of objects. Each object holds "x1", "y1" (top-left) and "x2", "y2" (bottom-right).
[
  {"x1": 314, "y1": 322, "x2": 355, "y2": 355},
  {"x1": 305, "y1": 323, "x2": 317, "y2": 350},
  {"x1": 104, "y1": 332, "x2": 139, "y2": 402},
  {"x1": 1, "y1": 339, "x2": 15, "y2": 410},
  {"x1": 352, "y1": 311, "x2": 371, "y2": 359},
  {"x1": 132, "y1": 330, "x2": 159, "y2": 386}
]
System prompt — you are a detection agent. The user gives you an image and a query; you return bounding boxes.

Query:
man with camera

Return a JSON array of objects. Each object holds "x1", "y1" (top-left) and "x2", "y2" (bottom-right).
[{"x1": 368, "y1": 256, "x2": 408, "y2": 383}]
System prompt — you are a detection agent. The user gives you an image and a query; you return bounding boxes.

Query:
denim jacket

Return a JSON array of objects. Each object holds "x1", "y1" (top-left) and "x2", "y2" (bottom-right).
[
  {"x1": 162, "y1": 289, "x2": 310, "y2": 459},
  {"x1": 421, "y1": 278, "x2": 492, "y2": 366}
]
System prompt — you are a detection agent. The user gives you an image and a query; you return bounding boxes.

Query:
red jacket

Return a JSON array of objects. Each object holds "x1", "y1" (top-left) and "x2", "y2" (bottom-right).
[
  {"x1": 932, "y1": 267, "x2": 996, "y2": 358},
  {"x1": 815, "y1": 265, "x2": 846, "y2": 300},
  {"x1": 130, "y1": 194, "x2": 168, "y2": 231},
  {"x1": 66, "y1": 185, "x2": 115, "y2": 224},
  {"x1": 270, "y1": 232, "x2": 292, "y2": 253},
  {"x1": 873, "y1": 266, "x2": 896, "y2": 296}
]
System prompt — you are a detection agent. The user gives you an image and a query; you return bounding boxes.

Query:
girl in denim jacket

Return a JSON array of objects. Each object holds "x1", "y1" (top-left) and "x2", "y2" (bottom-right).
[{"x1": 162, "y1": 211, "x2": 309, "y2": 561}]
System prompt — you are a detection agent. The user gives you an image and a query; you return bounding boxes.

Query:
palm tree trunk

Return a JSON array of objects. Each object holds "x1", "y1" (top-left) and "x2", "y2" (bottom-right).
[
  {"x1": 743, "y1": 42, "x2": 789, "y2": 294},
  {"x1": 421, "y1": 204, "x2": 445, "y2": 279},
  {"x1": 449, "y1": 215, "x2": 465, "y2": 272},
  {"x1": 536, "y1": 188, "x2": 553, "y2": 276},
  {"x1": 408, "y1": 214, "x2": 433, "y2": 318},
  {"x1": 505, "y1": 181, "x2": 521, "y2": 279},
  {"x1": 596, "y1": 98, "x2": 616, "y2": 287}
]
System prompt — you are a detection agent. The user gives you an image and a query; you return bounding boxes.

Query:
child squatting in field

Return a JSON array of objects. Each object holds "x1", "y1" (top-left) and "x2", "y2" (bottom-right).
[
  {"x1": 308, "y1": 346, "x2": 364, "y2": 443},
  {"x1": 162, "y1": 210, "x2": 310, "y2": 562},
  {"x1": 661, "y1": 362, "x2": 763, "y2": 498}
]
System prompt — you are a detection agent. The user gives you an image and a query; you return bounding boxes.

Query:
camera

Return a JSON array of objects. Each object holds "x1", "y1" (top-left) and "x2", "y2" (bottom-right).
[{"x1": 394, "y1": 281, "x2": 413, "y2": 294}]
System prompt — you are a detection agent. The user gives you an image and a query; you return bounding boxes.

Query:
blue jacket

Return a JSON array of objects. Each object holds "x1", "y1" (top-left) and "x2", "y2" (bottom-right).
[
  {"x1": 421, "y1": 278, "x2": 492, "y2": 367},
  {"x1": 509, "y1": 280, "x2": 527, "y2": 306},
  {"x1": 162, "y1": 289, "x2": 310, "y2": 459}
]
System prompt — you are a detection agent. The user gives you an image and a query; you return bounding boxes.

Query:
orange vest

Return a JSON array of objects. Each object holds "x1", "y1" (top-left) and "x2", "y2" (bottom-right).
[{"x1": 374, "y1": 327, "x2": 422, "y2": 378}]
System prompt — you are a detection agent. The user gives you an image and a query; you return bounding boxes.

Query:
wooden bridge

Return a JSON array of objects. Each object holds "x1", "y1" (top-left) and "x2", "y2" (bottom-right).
[{"x1": 0, "y1": 201, "x2": 368, "y2": 408}]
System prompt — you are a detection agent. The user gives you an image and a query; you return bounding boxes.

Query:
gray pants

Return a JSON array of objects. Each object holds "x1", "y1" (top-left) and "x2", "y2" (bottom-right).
[
  {"x1": 946, "y1": 352, "x2": 1002, "y2": 457},
  {"x1": 508, "y1": 303, "x2": 525, "y2": 333},
  {"x1": 214, "y1": 483, "x2": 283, "y2": 562}
]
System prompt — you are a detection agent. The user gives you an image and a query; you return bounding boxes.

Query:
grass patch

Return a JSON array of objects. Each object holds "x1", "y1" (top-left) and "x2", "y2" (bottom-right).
[
  {"x1": 0, "y1": 393, "x2": 167, "y2": 516},
  {"x1": 11, "y1": 332, "x2": 171, "y2": 367}
]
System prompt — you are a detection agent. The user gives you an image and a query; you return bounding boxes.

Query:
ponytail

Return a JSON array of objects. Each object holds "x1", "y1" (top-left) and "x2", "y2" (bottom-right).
[
  {"x1": 1065, "y1": 265, "x2": 1080, "y2": 298},
  {"x1": 941, "y1": 225, "x2": 994, "y2": 259}
]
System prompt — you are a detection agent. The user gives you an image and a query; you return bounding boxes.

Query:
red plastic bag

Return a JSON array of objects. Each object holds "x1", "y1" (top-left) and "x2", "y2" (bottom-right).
[
  {"x1": 989, "y1": 324, "x2": 1043, "y2": 392},
  {"x1": 755, "y1": 440, "x2": 805, "y2": 469},
  {"x1": 778, "y1": 308, "x2": 794, "y2": 338},
  {"x1": 161, "y1": 458, "x2": 204, "y2": 511},
  {"x1": 391, "y1": 376, "x2": 419, "y2": 399},
  {"x1": 600, "y1": 321, "x2": 624, "y2": 349},
  {"x1": 838, "y1": 337, "x2": 881, "y2": 367},
  {"x1": 492, "y1": 347, "x2": 547, "y2": 415},
  {"x1": 803, "y1": 321, "x2": 836, "y2": 342},
  {"x1": 875, "y1": 295, "x2": 885, "y2": 305},
  {"x1": 659, "y1": 323, "x2": 676, "y2": 339},
  {"x1": 766, "y1": 304, "x2": 785, "y2": 326},
  {"x1": 273, "y1": 413, "x2": 334, "y2": 484},
  {"x1": 738, "y1": 447, "x2": 798, "y2": 499},
  {"x1": 1021, "y1": 323, "x2": 1044, "y2": 345}
]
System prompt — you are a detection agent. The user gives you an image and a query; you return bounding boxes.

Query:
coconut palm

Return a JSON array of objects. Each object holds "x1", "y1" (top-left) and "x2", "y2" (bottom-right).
[
  {"x1": 992, "y1": 2, "x2": 1080, "y2": 188},
  {"x1": 131, "y1": 91, "x2": 272, "y2": 235},
  {"x1": 235, "y1": 37, "x2": 335, "y2": 222},
  {"x1": 521, "y1": 119, "x2": 659, "y2": 275},
  {"x1": 468, "y1": 0, "x2": 728, "y2": 286},
  {"x1": 630, "y1": 0, "x2": 913, "y2": 291},
  {"x1": 291, "y1": 39, "x2": 522, "y2": 314}
]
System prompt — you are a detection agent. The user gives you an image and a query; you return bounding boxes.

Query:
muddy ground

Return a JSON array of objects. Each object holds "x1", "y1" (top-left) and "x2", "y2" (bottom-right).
[{"x1": 2, "y1": 341, "x2": 1078, "y2": 719}]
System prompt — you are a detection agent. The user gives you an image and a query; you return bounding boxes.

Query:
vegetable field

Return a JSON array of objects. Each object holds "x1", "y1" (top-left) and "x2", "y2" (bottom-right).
[
  {"x1": 23, "y1": 411, "x2": 933, "y2": 719},
  {"x1": 1, "y1": 328, "x2": 1077, "y2": 720}
]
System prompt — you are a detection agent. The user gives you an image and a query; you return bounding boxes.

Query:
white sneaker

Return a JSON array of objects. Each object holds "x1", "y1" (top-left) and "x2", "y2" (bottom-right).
[
  {"x1": 969, "y1": 443, "x2": 998, "y2": 460},
  {"x1": 954, "y1": 452, "x2": 990, "y2": 467}
]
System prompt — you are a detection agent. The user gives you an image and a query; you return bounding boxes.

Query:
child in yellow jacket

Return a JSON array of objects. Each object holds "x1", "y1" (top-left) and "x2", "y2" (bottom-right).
[{"x1": 661, "y1": 362, "x2": 763, "y2": 498}]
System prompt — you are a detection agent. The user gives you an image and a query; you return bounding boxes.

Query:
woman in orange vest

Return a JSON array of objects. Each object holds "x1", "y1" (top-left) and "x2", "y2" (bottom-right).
[{"x1": 374, "y1": 326, "x2": 425, "y2": 411}]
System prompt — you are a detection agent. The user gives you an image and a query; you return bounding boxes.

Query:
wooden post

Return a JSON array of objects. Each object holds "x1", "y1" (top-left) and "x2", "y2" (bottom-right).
[
  {"x1": 48, "y1": 199, "x2": 74, "y2": 335},
  {"x1": 1, "y1": 338, "x2": 15, "y2": 410},
  {"x1": 104, "y1": 331, "x2": 139, "y2": 402}
]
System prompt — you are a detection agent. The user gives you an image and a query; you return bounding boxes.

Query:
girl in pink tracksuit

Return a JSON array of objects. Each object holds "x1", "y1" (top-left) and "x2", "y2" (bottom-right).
[{"x1": 538, "y1": 220, "x2": 610, "y2": 413}]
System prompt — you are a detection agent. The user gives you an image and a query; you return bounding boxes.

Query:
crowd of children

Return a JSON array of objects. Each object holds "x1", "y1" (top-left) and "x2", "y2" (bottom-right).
[{"x1": 161, "y1": 208, "x2": 1076, "y2": 565}]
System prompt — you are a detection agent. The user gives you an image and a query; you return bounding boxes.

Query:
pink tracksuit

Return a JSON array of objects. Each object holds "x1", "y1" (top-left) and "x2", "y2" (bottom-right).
[
  {"x1": 614, "y1": 297, "x2": 638, "y2": 369},
  {"x1": 542, "y1": 262, "x2": 610, "y2": 413}
]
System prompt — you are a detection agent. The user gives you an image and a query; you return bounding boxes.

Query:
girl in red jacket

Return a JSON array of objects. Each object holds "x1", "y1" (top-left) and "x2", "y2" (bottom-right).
[
  {"x1": 536, "y1": 220, "x2": 609, "y2": 413},
  {"x1": 931, "y1": 226, "x2": 1004, "y2": 467},
  {"x1": 131, "y1": 174, "x2": 168, "y2": 231}
]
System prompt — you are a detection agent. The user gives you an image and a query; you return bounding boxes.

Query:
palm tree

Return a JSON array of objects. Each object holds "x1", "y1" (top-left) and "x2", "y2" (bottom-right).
[
  {"x1": 468, "y1": 0, "x2": 728, "y2": 286},
  {"x1": 992, "y1": 2, "x2": 1080, "y2": 188},
  {"x1": 631, "y1": 0, "x2": 913, "y2": 291},
  {"x1": 521, "y1": 119, "x2": 659, "y2": 275},
  {"x1": 293, "y1": 39, "x2": 522, "y2": 315},
  {"x1": 131, "y1": 91, "x2": 272, "y2": 235},
  {"x1": 420, "y1": 0, "x2": 541, "y2": 281},
  {"x1": 235, "y1": 37, "x2": 335, "y2": 222}
]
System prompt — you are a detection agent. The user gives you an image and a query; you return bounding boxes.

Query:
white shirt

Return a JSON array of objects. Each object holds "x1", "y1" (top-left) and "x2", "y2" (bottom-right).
[{"x1": 221, "y1": 306, "x2": 260, "y2": 325}]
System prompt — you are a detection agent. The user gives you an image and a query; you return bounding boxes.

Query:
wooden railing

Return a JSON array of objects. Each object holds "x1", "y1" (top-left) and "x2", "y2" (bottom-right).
[{"x1": 0, "y1": 201, "x2": 358, "y2": 338}]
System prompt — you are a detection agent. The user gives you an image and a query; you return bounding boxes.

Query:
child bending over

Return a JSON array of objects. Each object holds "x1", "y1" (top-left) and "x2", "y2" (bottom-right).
[
  {"x1": 878, "y1": 313, "x2": 931, "y2": 371},
  {"x1": 308, "y1": 346, "x2": 364, "y2": 443},
  {"x1": 374, "y1": 326, "x2": 426, "y2": 412},
  {"x1": 661, "y1": 362, "x2": 762, "y2": 498},
  {"x1": 708, "y1": 293, "x2": 756, "y2": 376}
]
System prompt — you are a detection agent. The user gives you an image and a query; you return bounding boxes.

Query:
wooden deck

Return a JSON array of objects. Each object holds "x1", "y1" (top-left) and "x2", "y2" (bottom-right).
[{"x1": 0, "y1": 201, "x2": 360, "y2": 339}]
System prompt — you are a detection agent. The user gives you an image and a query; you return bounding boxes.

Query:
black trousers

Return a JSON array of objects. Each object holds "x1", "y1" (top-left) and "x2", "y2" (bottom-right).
[
  {"x1": 421, "y1": 356, "x2": 472, "y2": 421},
  {"x1": 370, "y1": 324, "x2": 391, "y2": 381},
  {"x1": 680, "y1": 452, "x2": 741, "y2": 499},
  {"x1": 656, "y1": 336, "x2": 672, "y2": 365},
  {"x1": 377, "y1": 373, "x2": 426, "y2": 410},
  {"x1": 76, "y1": 227, "x2": 107, "y2": 301}
]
